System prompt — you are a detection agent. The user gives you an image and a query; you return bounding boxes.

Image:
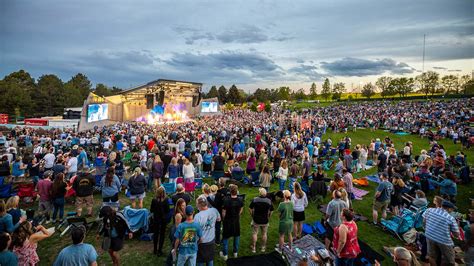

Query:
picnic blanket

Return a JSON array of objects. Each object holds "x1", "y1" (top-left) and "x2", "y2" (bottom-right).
[
  {"x1": 122, "y1": 206, "x2": 150, "y2": 232},
  {"x1": 226, "y1": 251, "x2": 286, "y2": 266},
  {"x1": 395, "y1": 132, "x2": 410, "y2": 136},
  {"x1": 352, "y1": 187, "x2": 369, "y2": 200},
  {"x1": 366, "y1": 175, "x2": 382, "y2": 184},
  {"x1": 318, "y1": 204, "x2": 368, "y2": 222},
  {"x1": 282, "y1": 234, "x2": 334, "y2": 266},
  {"x1": 356, "y1": 240, "x2": 385, "y2": 265}
]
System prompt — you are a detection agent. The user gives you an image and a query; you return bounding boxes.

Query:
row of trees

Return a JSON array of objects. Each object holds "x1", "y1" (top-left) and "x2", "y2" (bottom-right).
[
  {"x1": 0, "y1": 70, "x2": 120, "y2": 117},
  {"x1": 204, "y1": 71, "x2": 473, "y2": 104}
]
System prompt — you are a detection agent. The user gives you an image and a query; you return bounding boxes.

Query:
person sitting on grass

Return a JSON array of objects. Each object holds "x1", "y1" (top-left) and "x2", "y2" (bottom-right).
[
  {"x1": 53, "y1": 225, "x2": 98, "y2": 266},
  {"x1": 0, "y1": 232, "x2": 17, "y2": 266}
]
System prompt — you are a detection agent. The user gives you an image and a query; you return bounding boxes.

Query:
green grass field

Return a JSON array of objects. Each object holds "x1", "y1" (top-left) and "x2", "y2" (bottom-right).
[{"x1": 35, "y1": 129, "x2": 474, "y2": 265}]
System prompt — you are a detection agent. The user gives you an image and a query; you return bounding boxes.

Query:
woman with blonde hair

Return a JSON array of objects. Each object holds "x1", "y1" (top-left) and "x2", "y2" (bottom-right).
[
  {"x1": 381, "y1": 247, "x2": 420, "y2": 266},
  {"x1": 291, "y1": 182, "x2": 308, "y2": 240},
  {"x1": 182, "y1": 158, "x2": 195, "y2": 183},
  {"x1": 128, "y1": 167, "x2": 147, "y2": 209},
  {"x1": 167, "y1": 157, "x2": 179, "y2": 183},
  {"x1": 276, "y1": 190, "x2": 293, "y2": 253},
  {"x1": 0, "y1": 199, "x2": 25, "y2": 234},
  {"x1": 339, "y1": 188, "x2": 350, "y2": 208},
  {"x1": 277, "y1": 159, "x2": 289, "y2": 191},
  {"x1": 6, "y1": 196, "x2": 21, "y2": 226},
  {"x1": 201, "y1": 183, "x2": 211, "y2": 197}
]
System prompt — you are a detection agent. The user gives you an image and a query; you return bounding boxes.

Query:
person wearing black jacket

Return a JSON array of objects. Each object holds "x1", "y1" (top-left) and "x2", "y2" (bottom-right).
[
  {"x1": 98, "y1": 206, "x2": 132, "y2": 266},
  {"x1": 150, "y1": 186, "x2": 170, "y2": 256},
  {"x1": 128, "y1": 167, "x2": 147, "y2": 209},
  {"x1": 73, "y1": 167, "x2": 95, "y2": 217},
  {"x1": 214, "y1": 178, "x2": 228, "y2": 245}
]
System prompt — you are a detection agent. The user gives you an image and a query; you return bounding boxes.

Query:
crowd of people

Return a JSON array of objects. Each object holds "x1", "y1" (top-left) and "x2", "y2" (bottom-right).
[{"x1": 0, "y1": 98, "x2": 471, "y2": 266}]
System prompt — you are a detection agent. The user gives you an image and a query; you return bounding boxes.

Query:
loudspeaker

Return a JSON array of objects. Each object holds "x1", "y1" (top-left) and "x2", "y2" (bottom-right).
[
  {"x1": 155, "y1": 91, "x2": 165, "y2": 106},
  {"x1": 146, "y1": 94, "x2": 154, "y2": 109},
  {"x1": 192, "y1": 93, "x2": 201, "y2": 107}
]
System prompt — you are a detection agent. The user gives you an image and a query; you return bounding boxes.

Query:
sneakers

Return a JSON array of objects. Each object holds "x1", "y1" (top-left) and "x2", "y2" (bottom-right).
[
  {"x1": 275, "y1": 247, "x2": 282, "y2": 254},
  {"x1": 251, "y1": 246, "x2": 256, "y2": 254},
  {"x1": 219, "y1": 251, "x2": 228, "y2": 261},
  {"x1": 233, "y1": 253, "x2": 238, "y2": 258},
  {"x1": 261, "y1": 247, "x2": 266, "y2": 253}
]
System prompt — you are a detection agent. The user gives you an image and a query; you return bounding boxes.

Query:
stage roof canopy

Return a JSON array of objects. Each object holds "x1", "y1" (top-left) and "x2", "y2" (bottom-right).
[{"x1": 119, "y1": 79, "x2": 202, "y2": 102}]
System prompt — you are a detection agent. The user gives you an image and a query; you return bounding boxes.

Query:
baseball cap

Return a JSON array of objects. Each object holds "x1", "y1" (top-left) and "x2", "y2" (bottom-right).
[{"x1": 185, "y1": 205, "x2": 194, "y2": 215}]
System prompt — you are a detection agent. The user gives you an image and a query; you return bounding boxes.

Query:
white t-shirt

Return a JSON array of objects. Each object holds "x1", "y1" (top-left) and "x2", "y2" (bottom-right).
[
  {"x1": 103, "y1": 141, "x2": 111, "y2": 150},
  {"x1": 183, "y1": 163, "x2": 195, "y2": 179},
  {"x1": 43, "y1": 153, "x2": 56, "y2": 168},
  {"x1": 140, "y1": 150, "x2": 148, "y2": 163},
  {"x1": 67, "y1": 157, "x2": 78, "y2": 173}
]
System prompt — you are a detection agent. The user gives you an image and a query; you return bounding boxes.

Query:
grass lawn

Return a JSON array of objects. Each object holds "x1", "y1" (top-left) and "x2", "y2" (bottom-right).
[{"x1": 36, "y1": 129, "x2": 474, "y2": 265}]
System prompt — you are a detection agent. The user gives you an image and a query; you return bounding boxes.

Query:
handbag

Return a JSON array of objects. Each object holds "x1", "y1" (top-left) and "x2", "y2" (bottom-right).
[{"x1": 102, "y1": 222, "x2": 112, "y2": 250}]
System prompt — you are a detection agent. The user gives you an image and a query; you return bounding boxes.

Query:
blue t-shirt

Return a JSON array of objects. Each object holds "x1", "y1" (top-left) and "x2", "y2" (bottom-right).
[
  {"x1": 0, "y1": 250, "x2": 18, "y2": 266},
  {"x1": 174, "y1": 221, "x2": 202, "y2": 255},
  {"x1": 203, "y1": 154, "x2": 213, "y2": 165},
  {"x1": 77, "y1": 151, "x2": 89, "y2": 167},
  {"x1": 53, "y1": 243, "x2": 98, "y2": 266},
  {"x1": 307, "y1": 144, "x2": 314, "y2": 158},
  {"x1": 12, "y1": 162, "x2": 25, "y2": 177},
  {"x1": 116, "y1": 141, "x2": 124, "y2": 151},
  {"x1": 376, "y1": 181, "x2": 393, "y2": 202}
]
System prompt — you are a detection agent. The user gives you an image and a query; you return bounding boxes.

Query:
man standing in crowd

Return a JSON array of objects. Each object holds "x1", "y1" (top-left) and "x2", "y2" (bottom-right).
[
  {"x1": 220, "y1": 184, "x2": 243, "y2": 260},
  {"x1": 372, "y1": 172, "x2": 393, "y2": 225},
  {"x1": 43, "y1": 148, "x2": 55, "y2": 172},
  {"x1": 174, "y1": 205, "x2": 202, "y2": 266},
  {"x1": 37, "y1": 171, "x2": 53, "y2": 223},
  {"x1": 325, "y1": 190, "x2": 347, "y2": 249},
  {"x1": 194, "y1": 196, "x2": 220, "y2": 266},
  {"x1": 53, "y1": 225, "x2": 98, "y2": 266},
  {"x1": 73, "y1": 166, "x2": 95, "y2": 217},
  {"x1": 423, "y1": 200, "x2": 460, "y2": 265},
  {"x1": 249, "y1": 188, "x2": 273, "y2": 253}
]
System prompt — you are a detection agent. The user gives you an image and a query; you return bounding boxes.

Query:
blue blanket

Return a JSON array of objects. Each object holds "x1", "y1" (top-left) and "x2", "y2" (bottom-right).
[
  {"x1": 123, "y1": 206, "x2": 150, "y2": 232},
  {"x1": 366, "y1": 175, "x2": 382, "y2": 184},
  {"x1": 395, "y1": 132, "x2": 410, "y2": 136}
]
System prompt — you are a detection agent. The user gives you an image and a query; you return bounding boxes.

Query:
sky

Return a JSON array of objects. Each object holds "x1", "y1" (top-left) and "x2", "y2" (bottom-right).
[{"x1": 1, "y1": 0, "x2": 473, "y2": 92}]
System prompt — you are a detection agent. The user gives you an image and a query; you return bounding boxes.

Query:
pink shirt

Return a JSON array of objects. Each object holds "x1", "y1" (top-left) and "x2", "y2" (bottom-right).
[{"x1": 37, "y1": 179, "x2": 53, "y2": 201}]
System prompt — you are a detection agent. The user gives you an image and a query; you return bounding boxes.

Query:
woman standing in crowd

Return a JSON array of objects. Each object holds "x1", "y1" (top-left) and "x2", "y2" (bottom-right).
[
  {"x1": 292, "y1": 182, "x2": 308, "y2": 240},
  {"x1": 51, "y1": 173, "x2": 67, "y2": 223},
  {"x1": 390, "y1": 174, "x2": 406, "y2": 216},
  {"x1": 101, "y1": 168, "x2": 121, "y2": 204},
  {"x1": 168, "y1": 157, "x2": 179, "y2": 183},
  {"x1": 182, "y1": 158, "x2": 195, "y2": 183},
  {"x1": 259, "y1": 166, "x2": 271, "y2": 192},
  {"x1": 11, "y1": 221, "x2": 52, "y2": 265},
  {"x1": 276, "y1": 190, "x2": 293, "y2": 253},
  {"x1": 246, "y1": 152, "x2": 256, "y2": 175},
  {"x1": 333, "y1": 209, "x2": 361, "y2": 266},
  {"x1": 152, "y1": 155, "x2": 164, "y2": 188},
  {"x1": 277, "y1": 159, "x2": 289, "y2": 191},
  {"x1": 220, "y1": 184, "x2": 243, "y2": 260},
  {"x1": 150, "y1": 186, "x2": 170, "y2": 256},
  {"x1": 98, "y1": 206, "x2": 132, "y2": 266},
  {"x1": 330, "y1": 173, "x2": 345, "y2": 193},
  {"x1": 128, "y1": 167, "x2": 147, "y2": 209}
]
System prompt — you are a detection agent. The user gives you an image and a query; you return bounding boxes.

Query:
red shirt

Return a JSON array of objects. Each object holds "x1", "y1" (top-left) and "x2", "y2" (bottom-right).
[
  {"x1": 37, "y1": 178, "x2": 53, "y2": 201},
  {"x1": 147, "y1": 139, "x2": 155, "y2": 151},
  {"x1": 333, "y1": 221, "x2": 361, "y2": 259}
]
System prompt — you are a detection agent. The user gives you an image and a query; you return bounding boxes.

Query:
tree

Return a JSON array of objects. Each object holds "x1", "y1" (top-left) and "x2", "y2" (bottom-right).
[
  {"x1": 292, "y1": 88, "x2": 307, "y2": 101},
  {"x1": 321, "y1": 78, "x2": 331, "y2": 101},
  {"x1": 94, "y1": 83, "x2": 110, "y2": 97},
  {"x1": 227, "y1": 84, "x2": 242, "y2": 104},
  {"x1": 0, "y1": 79, "x2": 33, "y2": 117},
  {"x1": 463, "y1": 79, "x2": 474, "y2": 95},
  {"x1": 68, "y1": 73, "x2": 92, "y2": 100},
  {"x1": 459, "y1": 75, "x2": 471, "y2": 94},
  {"x1": 441, "y1": 75, "x2": 459, "y2": 94},
  {"x1": 264, "y1": 100, "x2": 271, "y2": 112},
  {"x1": 277, "y1": 86, "x2": 291, "y2": 101},
  {"x1": 206, "y1": 86, "x2": 218, "y2": 99},
  {"x1": 250, "y1": 100, "x2": 258, "y2": 112},
  {"x1": 361, "y1": 83, "x2": 376, "y2": 99},
  {"x1": 36, "y1": 74, "x2": 66, "y2": 116},
  {"x1": 331, "y1": 82, "x2": 345, "y2": 100},
  {"x1": 217, "y1": 85, "x2": 227, "y2": 104},
  {"x1": 416, "y1": 71, "x2": 439, "y2": 96},
  {"x1": 391, "y1": 77, "x2": 414, "y2": 98},
  {"x1": 309, "y1": 82, "x2": 317, "y2": 99},
  {"x1": 376, "y1": 76, "x2": 392, "y2": 98}
]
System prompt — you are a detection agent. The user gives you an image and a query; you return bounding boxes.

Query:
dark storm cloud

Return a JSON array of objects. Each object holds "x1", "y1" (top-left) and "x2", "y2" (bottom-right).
[
  {"x1": 288, "y1": 64, "x2": 324, "y2": 81},
  {"x1": 433, "y1": 66, "x2": 447, "y2": 70},
  {"x1": 321, "y1": 58, "x2": 415, "y2": 77}
]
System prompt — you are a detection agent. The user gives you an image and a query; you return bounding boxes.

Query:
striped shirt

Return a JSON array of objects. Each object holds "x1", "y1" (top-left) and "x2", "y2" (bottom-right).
[{"x1": 422, "y1": 207, "x2": 459, "y2": 246}]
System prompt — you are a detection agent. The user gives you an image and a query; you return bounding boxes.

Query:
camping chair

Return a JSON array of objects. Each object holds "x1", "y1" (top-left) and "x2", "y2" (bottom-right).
[
  {"x1": 380, "y1": 208, "x2": 416, "y2": 241},
  {"x1": 0, "y1": 182, "x2": 14, "y2": 199},
  {"x1": 410, "y1": 206, "x2": 427, "y2": 230},
  {"x1": 162, "y1": 182, "x2": 176, "y2": 195},
  {"x1": 57, "y1": 213, "x2": 96, "y2": 237},
  {"x1": 194, "y1": 178, "x2": 203, "y2": 189},
  {"x1": 231, "y1": 170, "x2": 246, "y2": 183},
  {"x1": 17, "y1": 183, "x2": 37, "y2": 204},
  {"x1": 184, "y1": 181, "x2": 197, "y2": 199},
  {"x1": 250, "y1": 172, "x2": 260, "y2": 186}
]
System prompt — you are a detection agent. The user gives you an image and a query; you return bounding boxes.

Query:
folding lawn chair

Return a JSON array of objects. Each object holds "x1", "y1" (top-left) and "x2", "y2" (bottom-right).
[
  {"x1": 185, "y1": 181, "x2": 197, "y2": 199},
  {"x1": 194, "y1": 178, "x2": 203, "y2": 189},
  {"x1": 162, "y1": 182, "x2": 176, "y2": 195},
  {"x1": 380, "y1": 208, "x2": 416, "y2": 241}
]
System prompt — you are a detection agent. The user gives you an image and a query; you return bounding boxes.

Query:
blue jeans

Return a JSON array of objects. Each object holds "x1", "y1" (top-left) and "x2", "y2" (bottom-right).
[
  {"x1": 336, "y1": 257, "x2": 355, "y2": 266},
  {"x1": 197, "y1": 261, "x2": 213, "y2": 266},
  {"x1": 288, "y1": 177, "x2": 297, "y2": 192},
  {"x1": 222, "y1": 236, "x2": 240, "y2": 256},
  {"x1": 177, "y1": 253, "x2": 197, "y2": 266},
  {"x1": 278, "y1": 179, "x2": 286, "y2": 191},
  {"x1": 52, "y1": 197, "x2": 65, "y2": 220}
]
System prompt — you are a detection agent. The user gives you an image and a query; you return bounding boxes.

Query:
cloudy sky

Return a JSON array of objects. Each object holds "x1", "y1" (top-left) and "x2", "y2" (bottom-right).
[{"x1": 1, "y1": 0, "x2": 472, "y2": 92}]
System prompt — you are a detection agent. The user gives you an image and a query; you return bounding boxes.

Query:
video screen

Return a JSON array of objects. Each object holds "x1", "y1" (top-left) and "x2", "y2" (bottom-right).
[
  {"x1": 87, "y1": 104, "x2": 109, "y2": 123},
  {"x1": 201, "y1": 102, "x2": 218, "y2": 113}
]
